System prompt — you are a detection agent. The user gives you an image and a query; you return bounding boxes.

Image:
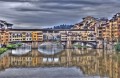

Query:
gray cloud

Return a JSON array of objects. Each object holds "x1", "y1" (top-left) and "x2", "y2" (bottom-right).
[
  {"x1": 0, "y1": 0, "x2": 38, "y2": 2},
  {"x1": 0, "y1": 0, "x2": 120, "y2": 28}
]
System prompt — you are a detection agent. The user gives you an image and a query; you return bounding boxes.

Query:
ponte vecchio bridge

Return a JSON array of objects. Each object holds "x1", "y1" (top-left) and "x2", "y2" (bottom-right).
[
  {"x1": 1, "y1": 28, "x2": 100, "y2": 49},
  {"x1": 21, "y1": 29, "x2": 97, "y2": 49}
]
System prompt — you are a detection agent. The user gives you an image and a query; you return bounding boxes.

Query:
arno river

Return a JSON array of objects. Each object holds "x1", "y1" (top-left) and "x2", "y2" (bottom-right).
[{"x1": 0, "y1": 43, "x2": 119, "y2": 78}]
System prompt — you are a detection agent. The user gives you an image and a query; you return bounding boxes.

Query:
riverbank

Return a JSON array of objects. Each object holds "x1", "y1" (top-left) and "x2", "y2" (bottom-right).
[{"x1": 0, "y1": 43, "x2": 23, "y2": 55}]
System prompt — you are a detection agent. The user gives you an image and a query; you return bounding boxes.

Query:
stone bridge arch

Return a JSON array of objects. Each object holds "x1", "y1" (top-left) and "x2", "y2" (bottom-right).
[{"x1": 72, "y1": 41, "x2": 97, "y2": 49}]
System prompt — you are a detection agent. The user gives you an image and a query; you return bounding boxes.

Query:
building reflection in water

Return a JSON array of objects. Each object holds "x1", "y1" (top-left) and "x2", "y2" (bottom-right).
[{"x1": 0, "y1": 49, "x2": 119, "y2": 78}]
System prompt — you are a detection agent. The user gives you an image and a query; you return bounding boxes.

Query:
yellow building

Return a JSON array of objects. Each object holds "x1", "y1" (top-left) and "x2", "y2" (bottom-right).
[
  {"x1": 32, "y1": 32, "x2": 38, "y2": 41},
  {"x1": 8, "y1": 29, "x2": 43, "y2": 43}
]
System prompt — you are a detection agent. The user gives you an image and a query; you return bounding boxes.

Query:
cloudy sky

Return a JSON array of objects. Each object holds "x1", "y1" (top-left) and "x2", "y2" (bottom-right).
[{"x1": 0, "y1": 0, "x2": 120, "y2": 28}]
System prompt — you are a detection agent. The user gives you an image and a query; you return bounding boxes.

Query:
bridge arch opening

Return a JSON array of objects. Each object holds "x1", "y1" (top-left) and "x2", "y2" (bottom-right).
[{"x1": 38, "y1": 42, "x2": 64, "y2": 55}]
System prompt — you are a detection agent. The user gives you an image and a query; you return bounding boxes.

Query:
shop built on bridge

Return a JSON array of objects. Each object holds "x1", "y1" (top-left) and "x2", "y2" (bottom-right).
[{"x1": 0, "y1": 28, "x2": 104, "y2": 49}]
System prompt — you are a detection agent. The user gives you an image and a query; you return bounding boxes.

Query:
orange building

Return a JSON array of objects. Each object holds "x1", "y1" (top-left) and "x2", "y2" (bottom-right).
[
  {"x1": 0, "y1": 30, "x2": 9, "y2": 45},
  {"x1": 32, "y1": 31, "x2": 43, "y2": 42},
  {"x1": 0, "y1": 20, "x2": 13, "y2": 45},
  {"x1": 102, "y1": 13, "x2": 120, "y2": 42}
]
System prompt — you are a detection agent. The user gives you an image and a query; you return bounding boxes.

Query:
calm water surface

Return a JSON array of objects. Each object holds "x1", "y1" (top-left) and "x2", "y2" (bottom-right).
[{"x1": 0, "y1": 44, "x2": 119, "y2": 78}]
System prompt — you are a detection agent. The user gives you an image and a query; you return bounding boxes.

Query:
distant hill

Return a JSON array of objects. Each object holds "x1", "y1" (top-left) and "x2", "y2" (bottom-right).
[{"x1": 45, "y1": 24, "x2": 74, "y2": 29}]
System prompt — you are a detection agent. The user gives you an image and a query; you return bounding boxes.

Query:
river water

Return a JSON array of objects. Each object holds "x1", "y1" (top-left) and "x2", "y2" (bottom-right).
[
  {"x1": 0, "y1": 44, "x2": 119, "y2": 78},
  {"x1": 0, "y1": 67, "x2": 108, "y2": 78}
]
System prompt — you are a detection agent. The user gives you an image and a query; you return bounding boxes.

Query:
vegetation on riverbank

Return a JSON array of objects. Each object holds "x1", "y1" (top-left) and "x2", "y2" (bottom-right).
[
  {"x1": 74, "y1": 44, "x2": 89, "y2": 49},
  {"x1": 6, "y1": 43, "x2": 22, "y2": 49},
  {"x1": 0, "y1": 48, "x2": 8, "y2": 54},
  {"x1": 0, "y1": 43, "x2": 22, "y2": 55},
  {"x1": 17, "y1": 43, "x2": 22, "y2": 47}
]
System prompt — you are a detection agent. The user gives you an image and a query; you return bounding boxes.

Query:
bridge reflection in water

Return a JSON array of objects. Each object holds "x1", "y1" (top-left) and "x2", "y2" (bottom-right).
[{"x1": 0, "y1": 49, "x2": 119, "y2": 78}]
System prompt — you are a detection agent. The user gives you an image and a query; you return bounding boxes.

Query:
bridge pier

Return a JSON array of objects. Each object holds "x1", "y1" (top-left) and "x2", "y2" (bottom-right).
[
  {"x1": 31, "y1": 41, "x2": 41, "y2": 49},
  {"x1": 66, "y1": 40, "x2": 72, "y2": 49},
  {"x1": 66, "y1": 36, "x2": 72, "y2": 49},
  {"x1": 97, "y1": 40, "x2": 103, "y2": 49}
]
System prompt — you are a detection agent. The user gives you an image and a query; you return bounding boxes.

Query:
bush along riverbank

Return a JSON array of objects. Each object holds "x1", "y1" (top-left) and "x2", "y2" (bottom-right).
[
  {"x1": 0, "y1": 43, "x2": 22, "y2": 55},
  {"x1": 6, "y1": 43, "x2": 22, "y2": 49},
  {"x1": 0, "y1": 48, "x2": 8, "y2": 54},
  {"x1": 74, "y1": 44, "x2": 89, "y2": 49}
]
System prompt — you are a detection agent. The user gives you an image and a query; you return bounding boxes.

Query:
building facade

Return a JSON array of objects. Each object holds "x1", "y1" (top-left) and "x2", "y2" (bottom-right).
[
  {"x1": 0, "y1": 30, "x2": 9, "y2": 45},
  {"x1": 102, "y1": 13, "x2": 120, "y2": 42},
  {"x1": 60, "y1": 30, "x2": 96, "y2": 42},
  {"x1": 3, "y1": 29, "x2": 43, "y2": 43},
  {"x1": 0, "y1": 13, "x2": 120, "y2": 47}
]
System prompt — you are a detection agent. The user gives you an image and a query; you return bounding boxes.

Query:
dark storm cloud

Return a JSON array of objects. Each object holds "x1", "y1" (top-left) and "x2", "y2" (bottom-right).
[
  {"x1": 14, "y1": 5, "x2": 81, "y2": 12},
  {"x1": 0, "y1": 0, "x2": 120, "y2": 28},
  {"x1": 40, "y1": 0, "x2": 102, "y2": 5},
  {"x1": 15, "y1": 8, "x2": 58, "y2": 12}
]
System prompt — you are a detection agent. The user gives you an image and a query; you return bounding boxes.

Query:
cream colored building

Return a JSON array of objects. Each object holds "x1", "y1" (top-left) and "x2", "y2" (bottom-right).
[
  {"x1": 9, "y1": 29, "x2": 43, "y2": 43},
  {"x1": 60, "y1": 30, "x2": 96, "y2": 41}
]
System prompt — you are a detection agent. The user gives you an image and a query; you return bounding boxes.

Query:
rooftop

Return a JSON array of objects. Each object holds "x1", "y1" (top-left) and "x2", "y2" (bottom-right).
[{"x1": 9, "y1": 29, "x2": 95, "y2": 31}]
